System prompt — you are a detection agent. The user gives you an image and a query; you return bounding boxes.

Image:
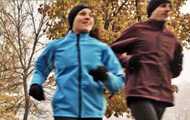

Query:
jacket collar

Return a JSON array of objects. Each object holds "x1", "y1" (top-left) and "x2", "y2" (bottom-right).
[
  {"x1": 66, "y1": 31, "x2": 90, "y2": 40},
  {"x1": 146, "y1": 19, "x2": 166, "y2": 30}
]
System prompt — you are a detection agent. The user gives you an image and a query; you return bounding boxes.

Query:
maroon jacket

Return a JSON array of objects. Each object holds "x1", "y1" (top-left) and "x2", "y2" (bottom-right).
[{"x1": 111, "y1": 19, "x2": 183, "y2": 106}]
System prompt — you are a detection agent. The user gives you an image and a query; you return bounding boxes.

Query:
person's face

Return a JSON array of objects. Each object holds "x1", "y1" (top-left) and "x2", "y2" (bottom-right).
[
  {"x1": 150, "y1": 3, "x2": 171, "y2": 21},
  {"x1": 72, "y1": 8, "x2": 95, "y2": 34}
]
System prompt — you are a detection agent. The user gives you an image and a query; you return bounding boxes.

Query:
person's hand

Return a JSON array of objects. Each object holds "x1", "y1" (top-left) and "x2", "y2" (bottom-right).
[
  {"x1": 117, "y1": 53, "x2": 128, "y2": 67},
  {"x1": 171, "y1": 84, "x2": 179, "y2": 93},
  {"x1": 89, "y1": 66, "x2": 108, "y2": 82},
  {"x1": 128, "y1": 55, "x2": 141, "y2": 73},
  {"x1": 29, "y1": 84, "x2": 45, "y2": 101}
]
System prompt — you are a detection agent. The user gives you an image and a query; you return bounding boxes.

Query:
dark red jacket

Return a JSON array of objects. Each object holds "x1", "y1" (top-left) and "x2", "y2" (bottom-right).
[{"x1": 111, "y1": 19, "x2": 183, "y2": 106}]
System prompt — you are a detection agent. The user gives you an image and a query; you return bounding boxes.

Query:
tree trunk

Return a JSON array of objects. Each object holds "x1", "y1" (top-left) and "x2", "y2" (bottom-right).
[
  {"x1": 135, "y1": 0, "x2": 141, "y2": 22},
  {"x1": 23, "y1": 75, "x2": 30, "y2": 120}
]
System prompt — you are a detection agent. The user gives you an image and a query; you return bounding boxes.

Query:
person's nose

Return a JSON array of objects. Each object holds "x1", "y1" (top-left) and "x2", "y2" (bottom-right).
[{"x1": 84, "y1": 14, "x2": 91, "y2": 20}]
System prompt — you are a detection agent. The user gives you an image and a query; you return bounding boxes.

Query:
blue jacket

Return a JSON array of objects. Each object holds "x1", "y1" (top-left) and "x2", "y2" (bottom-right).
[{"x1": 31, "y1": 31, "x2": 125, "y2": 118}]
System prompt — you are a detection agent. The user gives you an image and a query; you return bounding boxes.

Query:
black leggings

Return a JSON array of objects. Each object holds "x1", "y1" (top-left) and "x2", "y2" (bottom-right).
[
  {"x1": 128, "y1": 98, "x2": 166, "y2": 120},
  {"x1": 54, "y1": 117, "x2": 102, "y2": 120}
]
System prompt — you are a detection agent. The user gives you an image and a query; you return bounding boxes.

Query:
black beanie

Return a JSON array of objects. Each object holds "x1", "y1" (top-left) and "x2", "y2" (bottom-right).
[
  {"x1": 68, "y1": 4, "x2": 90, "y2": 30},
  {"x1": 147, "y1": 0, "x2": 171, "y2": 17}
]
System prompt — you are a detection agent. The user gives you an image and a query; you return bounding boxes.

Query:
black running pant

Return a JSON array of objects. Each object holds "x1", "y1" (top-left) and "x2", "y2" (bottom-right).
[{"x1": 128, "y1": 98, "x2": 166, "y2": 120}]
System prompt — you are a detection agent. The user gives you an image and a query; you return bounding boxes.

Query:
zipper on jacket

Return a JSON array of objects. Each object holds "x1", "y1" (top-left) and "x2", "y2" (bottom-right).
[
  {"x1": 76, "y1": 34, "x2": 82, "y2": 118},
  {"x1": 156, "y1": 32, "x2": 166, "y2": 93}
]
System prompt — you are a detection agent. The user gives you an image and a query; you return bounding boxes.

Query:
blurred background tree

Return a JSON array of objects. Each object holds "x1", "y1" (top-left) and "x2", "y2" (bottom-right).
[{"x1": 0, "y1": 0, "x2": 49, "y2": 119}]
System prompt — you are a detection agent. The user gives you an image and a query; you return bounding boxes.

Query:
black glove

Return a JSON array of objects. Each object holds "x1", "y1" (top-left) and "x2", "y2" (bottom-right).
[
  {"x1": 29, "y1": 84, "x2": 45, "y2": 101},
  {"x1": 170, "y1": 53, "x2": 183, "y2": 78},
  {"x1": 170, "y1": 45, "x2": 183, "y2": 78},
  {"x1": 128, "y1": 55, "x2": 141, "y2": 73},
  {"x1": 89, "y1": 66, "x2": 108, "y2": 82}
]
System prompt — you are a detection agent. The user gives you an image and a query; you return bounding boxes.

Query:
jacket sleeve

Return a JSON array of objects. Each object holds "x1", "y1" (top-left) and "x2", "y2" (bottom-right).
[
  {"x1": 31, "y1": 42, "x2": 55, "y2": 85},
  {"x1": 111, "y1": 26, "x2": 139, "y2": 68},
  {"x1": 170, "y1": 43, "x2": 183, "y2": 78},
  {"x1": 101, "y1": 46, "x2": 125, "y2": 93}
]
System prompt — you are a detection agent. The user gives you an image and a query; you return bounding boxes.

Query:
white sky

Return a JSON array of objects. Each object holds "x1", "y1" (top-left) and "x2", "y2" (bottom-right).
[{"x1": 180, "y1": 0, "x2": 190, "y2": 14}]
